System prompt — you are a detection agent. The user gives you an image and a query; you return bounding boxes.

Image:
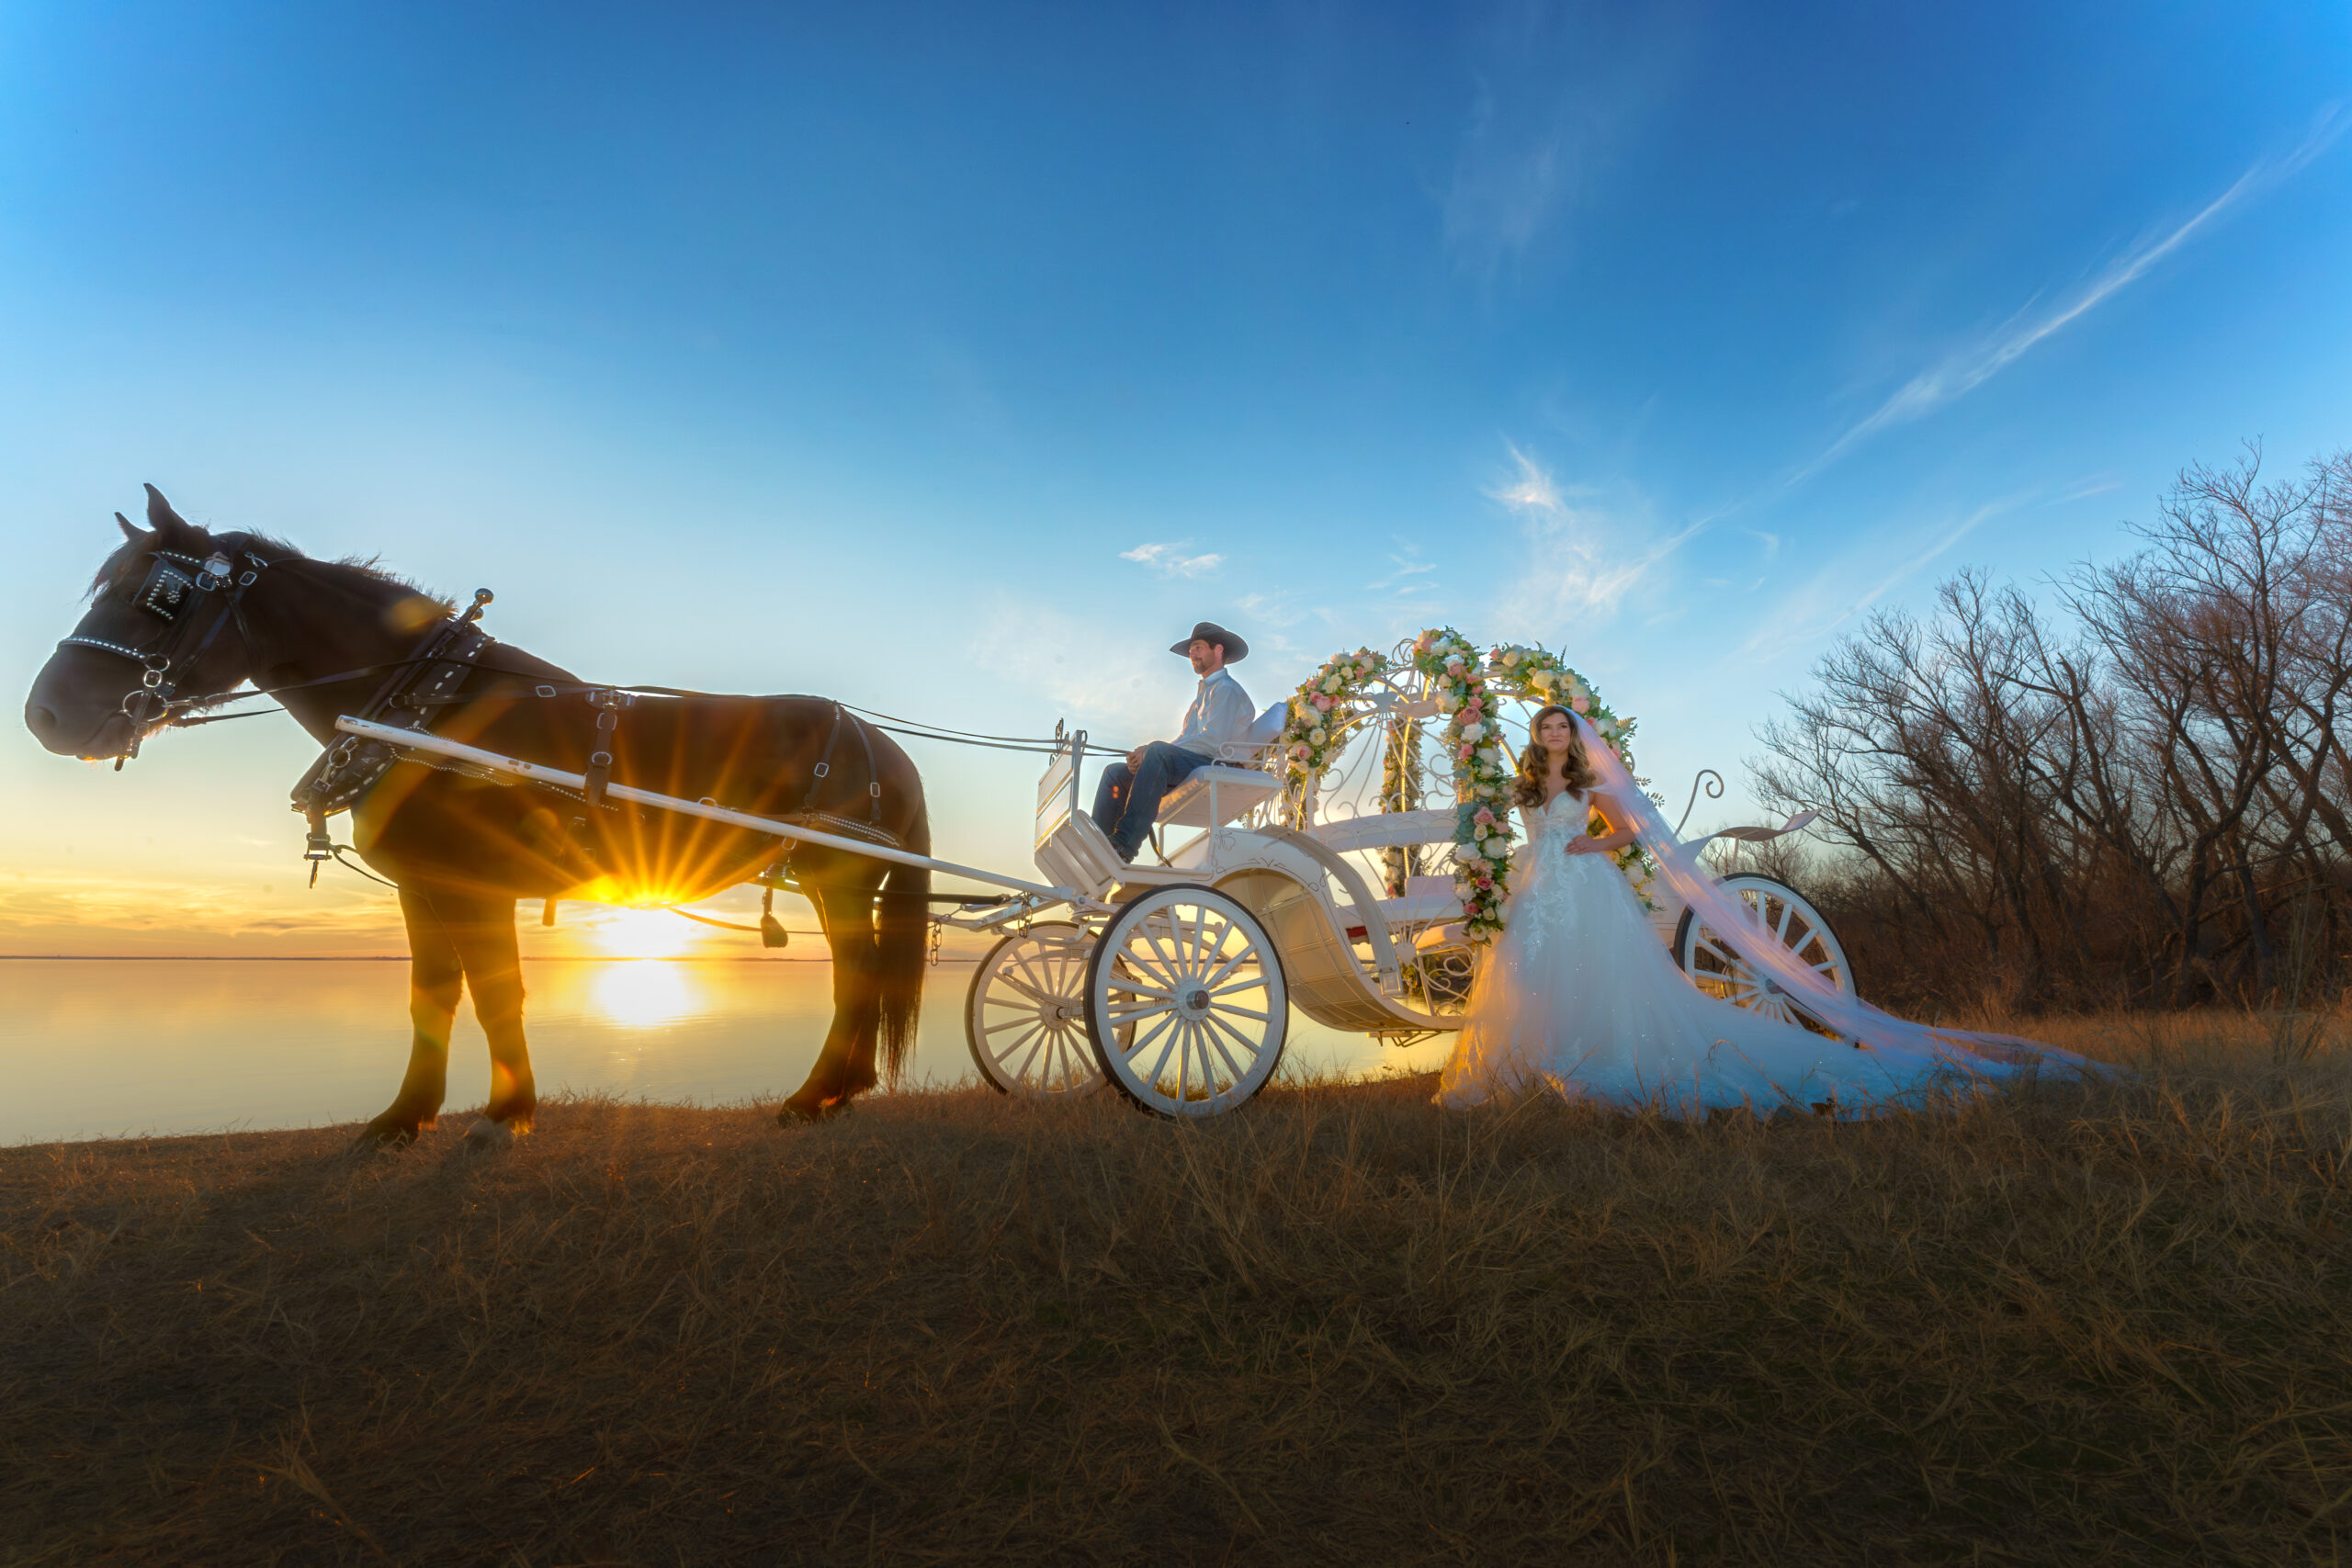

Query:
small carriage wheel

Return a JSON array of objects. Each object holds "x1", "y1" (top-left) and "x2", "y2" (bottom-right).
[
  {"x1": 966, "y1": 922, "x2": 1103, "y2": 1098},
  {"x1": 1673, "y1": 874, "x2": 1855, "y2": 1039},
  {"x1": 1083, "y1": 884, "x2": 1288, "y2": 1118}
]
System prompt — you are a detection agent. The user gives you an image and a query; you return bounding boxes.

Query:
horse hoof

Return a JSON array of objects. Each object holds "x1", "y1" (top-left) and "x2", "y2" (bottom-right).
[
  {"x1": 777, "y1": 1100, "x2": 842, "y2": 1127},
  {"x1": 461, "y1": 1117, "x2": 517, "y2": 1153},
  {"x1": 351, "y1": 1122, "x2": 418, "y2": 1153}
]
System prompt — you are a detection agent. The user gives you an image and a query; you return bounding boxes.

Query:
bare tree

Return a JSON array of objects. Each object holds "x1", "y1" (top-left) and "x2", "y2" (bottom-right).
[{"x1": 1752, "y1": 444, "x2": 2351, "y2": 1015}]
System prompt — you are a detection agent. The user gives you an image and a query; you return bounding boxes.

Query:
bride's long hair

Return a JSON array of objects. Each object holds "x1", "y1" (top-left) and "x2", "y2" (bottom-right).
[{"x1": 1513, "y1": 704, "x2": 1598, "y2": 807}]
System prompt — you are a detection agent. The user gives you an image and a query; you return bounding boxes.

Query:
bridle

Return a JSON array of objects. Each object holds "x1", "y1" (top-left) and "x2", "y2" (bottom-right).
[{"x1": 56, "y1": 536, "x2": 269, "y2": 765}]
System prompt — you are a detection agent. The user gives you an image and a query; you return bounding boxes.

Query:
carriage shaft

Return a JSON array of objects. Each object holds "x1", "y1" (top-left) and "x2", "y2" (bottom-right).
[{"x1": 332, "y1": 715, "x2": 1078, "y2": 901}]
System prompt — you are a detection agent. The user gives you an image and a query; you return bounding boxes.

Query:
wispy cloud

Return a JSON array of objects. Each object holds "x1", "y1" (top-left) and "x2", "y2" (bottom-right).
[
  {"x1": 969, "y1": 598, "x2": 1178, "y2": 744},
  {"x1": 1740, "y1": 493, "x2": 2027, "y2": 659},
  {"x1": 1489, "y1": 442, "x2": 1702, "y2": 623},
  {"x1": 1119, "y1": 542, "x2": 1225, "y2": 579},
  {"x1": 1791, "y1": 106, "x2": 2345, "y2": 485},
  {"x1": 1441, "y1": 7, "x2": 1678, "y2": 276},
  {"x1": 1366, "y1": 544, "x2": 1441, "y2": 595},
  {"x1": 1236, "y1": 591, "x2": 1308, "y2": 629}
]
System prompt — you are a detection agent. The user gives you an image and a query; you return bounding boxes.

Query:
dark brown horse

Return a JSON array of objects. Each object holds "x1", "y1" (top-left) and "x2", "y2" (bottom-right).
[{"x1": 23, "y1": 487, "x2": 931, "y2": 1145}]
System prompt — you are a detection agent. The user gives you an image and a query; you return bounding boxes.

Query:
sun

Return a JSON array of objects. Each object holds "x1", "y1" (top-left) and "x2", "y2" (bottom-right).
[{"x1": 592, "y1": 906, "x2": 698, "y2": 960}]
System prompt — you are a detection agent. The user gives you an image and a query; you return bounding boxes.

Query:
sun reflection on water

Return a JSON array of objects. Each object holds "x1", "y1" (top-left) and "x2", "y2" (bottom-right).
[{"x1": 590, "y1": 961, "x2": 699, "y2": 1029}]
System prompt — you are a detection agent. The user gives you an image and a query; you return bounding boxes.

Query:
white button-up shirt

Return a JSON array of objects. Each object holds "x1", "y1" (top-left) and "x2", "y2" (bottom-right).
[{"x1": 1172, "y1": 668, "x2": 1255, "y2": 758}]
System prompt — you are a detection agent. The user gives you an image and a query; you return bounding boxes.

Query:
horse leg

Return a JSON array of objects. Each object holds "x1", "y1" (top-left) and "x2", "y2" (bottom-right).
[
  {"x1": 779, "y1": 881, "x2": 882, "y2": 1123},
  {"x1": 434, "y1": 888, "x2": 536, "y2": 1145},
  {"x1": 356, "y1": 886, "x2": 466, "y2": 1148}
]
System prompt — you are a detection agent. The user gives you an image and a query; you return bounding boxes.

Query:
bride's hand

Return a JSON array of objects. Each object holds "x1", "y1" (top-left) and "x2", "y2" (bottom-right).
[{"x1": 1563, "y1": 836, "x2": 1601, "y2": 856}]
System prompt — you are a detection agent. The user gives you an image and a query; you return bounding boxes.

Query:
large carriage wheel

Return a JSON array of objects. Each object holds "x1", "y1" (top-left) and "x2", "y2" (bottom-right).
[
  {"x1": 1084, "y1": 884, "x2": 1288, "y2": 1118},
  {"x1": 1673, "y1": 874, "x2": 1854, "y2": 1036},
  {"x1": 966, "y1": 922, "x2": 1103, "y2": 1098}
]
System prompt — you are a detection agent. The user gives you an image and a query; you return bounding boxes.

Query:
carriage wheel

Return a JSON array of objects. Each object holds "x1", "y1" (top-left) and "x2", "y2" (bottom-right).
[
  {"x1": 1673, "y1": 874, "x2": 1854, "y2": 1037},
  {"x1": 1084, "y1": 884, "x2": 1288, "y2": 1118},
  {"x1": 966, "y1": 922, "x2": 1103, "y2": 1098}
]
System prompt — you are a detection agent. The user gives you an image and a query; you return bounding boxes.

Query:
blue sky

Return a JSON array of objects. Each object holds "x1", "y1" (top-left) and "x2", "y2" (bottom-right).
[{"x1": 3, "y1": 2, "x2": 2347, "y2": 951}]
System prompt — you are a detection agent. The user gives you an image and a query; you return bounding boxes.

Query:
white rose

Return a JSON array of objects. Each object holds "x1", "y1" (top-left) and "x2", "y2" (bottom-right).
[{"x1": 1460, "y1": 721, "x2": 1484, "y2": 741}]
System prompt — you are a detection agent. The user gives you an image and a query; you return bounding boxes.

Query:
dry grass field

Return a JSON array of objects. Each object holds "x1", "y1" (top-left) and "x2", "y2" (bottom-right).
[{"x1": 4, "y1": 1010, "x2": 2350, "y2": 1566}]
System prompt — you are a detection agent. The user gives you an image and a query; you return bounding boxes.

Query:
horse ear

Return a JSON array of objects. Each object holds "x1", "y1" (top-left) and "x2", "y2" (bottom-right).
[
  {"x1": 142, "y1": 483, "x2": 204, "y2": 546},
  {"x1": 116, "y1": 512, "x2": 149, "y2": 545}
]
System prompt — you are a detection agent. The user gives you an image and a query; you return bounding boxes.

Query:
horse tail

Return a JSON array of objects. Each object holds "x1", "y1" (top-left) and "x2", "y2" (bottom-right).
[{"x1": 876, "y1": 803, "x2": 932, "y2": 1084}]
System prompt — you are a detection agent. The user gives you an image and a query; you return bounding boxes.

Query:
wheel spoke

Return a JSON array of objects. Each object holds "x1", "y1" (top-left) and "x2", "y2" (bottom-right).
[
  {"x1": 1104, "y1": 972, "x2": 1176, "y2": 1000},
  {"x1": 1208, "y1": 1004, "x2": 1270, "y2": 1023},
  {"x1": 1137, "y1": 918, "x2": 1189, "y2": 986},
  {"x1": 1124, "y1": 1009, "x2": 1176, "y2": 1063},
  {"x1": 1139, "y1": 1015, "x2": 1182, "y2": 1087},
  {"x1": 1700, "y1": 935, "x2": 1746, "y2": 970},
  {"x1": 1195, "y1": 943, "x2": 1253, "y2": 992},
  {"x1": 1008, "y1": 949, "x2": 1064, "y2": 994},
  {"x1": 999, "y1": 1023, "x2": 1046, "y2": 1080},
  {"x1": 1206, "y1": 975, "x2": 1267, "y2": 999},
  {"x1": 1205, "y1": 1012, "x2": 1260, "y2": 1072},
  {"x1": 993, "y1": 969, "x2": 1056, "y2": 1005}
]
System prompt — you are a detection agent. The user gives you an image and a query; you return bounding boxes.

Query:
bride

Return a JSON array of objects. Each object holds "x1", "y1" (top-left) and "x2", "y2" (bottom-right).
[{"x1": 1438, "y1": 705, "x2": 2084, "y2": 1114}]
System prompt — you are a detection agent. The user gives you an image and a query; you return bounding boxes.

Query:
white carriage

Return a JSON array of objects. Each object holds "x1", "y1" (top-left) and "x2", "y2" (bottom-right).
[
  {"x1": 336, "y1": 637, "x2": 1856, "y2": 1120},
  {"x1": 955, "y1": 653, "x2": 1856, "y2": 1118}
]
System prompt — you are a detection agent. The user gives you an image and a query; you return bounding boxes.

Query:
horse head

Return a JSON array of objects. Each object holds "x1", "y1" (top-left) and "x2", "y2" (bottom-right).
[{"x1": 24, "y1": 485, "x2": 266, "y2": 761}]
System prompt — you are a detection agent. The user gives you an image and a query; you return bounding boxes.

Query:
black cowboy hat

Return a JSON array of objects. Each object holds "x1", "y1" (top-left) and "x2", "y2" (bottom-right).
[{"x1": 1170, "y1": 621, "x2": 1248, "y2": 661}]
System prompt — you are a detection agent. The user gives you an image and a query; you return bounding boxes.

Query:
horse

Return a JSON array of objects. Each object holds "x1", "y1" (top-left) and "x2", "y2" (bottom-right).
[{"x1": 23, "y1": 486, "x2": 932, "y2": 1145}]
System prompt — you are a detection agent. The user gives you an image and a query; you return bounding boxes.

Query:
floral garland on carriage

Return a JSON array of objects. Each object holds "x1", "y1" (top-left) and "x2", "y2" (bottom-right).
[{"x1": 1272, "y1": 628, "x2": 1656, "y2": 943}]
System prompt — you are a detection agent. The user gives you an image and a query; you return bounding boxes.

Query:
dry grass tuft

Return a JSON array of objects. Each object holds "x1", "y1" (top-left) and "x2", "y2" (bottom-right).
[{"x1": 5, "y1": 1012, "x2": 2351, "y2": 1564}]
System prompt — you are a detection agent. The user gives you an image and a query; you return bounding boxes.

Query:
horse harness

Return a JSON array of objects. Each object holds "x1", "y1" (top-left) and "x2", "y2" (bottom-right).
[
  {"x1": 289, "y1": 592, "x2": 500, "y2": 880},
  {"x1": 54, "y1": 536, "x2": 271, "y2": 768},
  {"x1": 281, "y1": 592, "x2": 900, "y2": 883}
]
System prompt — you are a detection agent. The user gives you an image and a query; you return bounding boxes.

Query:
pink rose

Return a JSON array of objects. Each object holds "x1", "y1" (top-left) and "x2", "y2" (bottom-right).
[
  {"x1": 1571, "y1": 694, "x2": 1590, "y2": 714},
  {"x1": 1473, "y1": 807, "x2": 1494, "y2": 826},
  {"x1": 1476, "y1": 875, "x2": 1492, "y2": 889},
  {"x1": 1313, "y1": 694, "x2": 1334, "y2": 710},
  {"x1": 1456, "y1": 744, "x2": 1472, "y2": 761}
]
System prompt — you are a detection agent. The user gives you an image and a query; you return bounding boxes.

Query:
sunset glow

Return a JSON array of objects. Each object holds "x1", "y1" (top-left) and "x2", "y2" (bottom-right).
[
  {"x1": 590, "y1": 908, "x2": 699, "y2": 960},
  {"x1": 589, "y1": 959, "x2": 697, "y2": 1030}
]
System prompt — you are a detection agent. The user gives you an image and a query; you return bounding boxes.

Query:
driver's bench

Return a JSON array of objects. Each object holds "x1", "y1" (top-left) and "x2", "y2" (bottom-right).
[{"x1": 1032, "y1": 711, "x2": 1286, "y2": 897}]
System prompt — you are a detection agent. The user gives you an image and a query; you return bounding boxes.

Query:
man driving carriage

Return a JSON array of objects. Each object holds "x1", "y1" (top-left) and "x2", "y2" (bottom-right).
[{"x1": 1091, "y1": 619, "x2": 1253, "y2": 863}]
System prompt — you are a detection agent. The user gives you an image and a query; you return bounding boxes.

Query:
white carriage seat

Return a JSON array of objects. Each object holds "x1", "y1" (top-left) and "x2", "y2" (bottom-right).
[
  {"x1": 1035, "y1": 802, "x2": 1194, "y2": 899},
  {"x1": 1155, "y1": 701, "x2": 1289, "y2": 829}
]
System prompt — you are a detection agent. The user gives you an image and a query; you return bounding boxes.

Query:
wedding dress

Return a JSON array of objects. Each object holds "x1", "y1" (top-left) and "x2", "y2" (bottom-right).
[{"x1": 1438, "y1": 743, "x2": 2095, "y2": 1114}]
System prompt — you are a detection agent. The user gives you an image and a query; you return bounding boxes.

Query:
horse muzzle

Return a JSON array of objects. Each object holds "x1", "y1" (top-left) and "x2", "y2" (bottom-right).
[{"x1": 23, "y1": 659, "x2": 141, "y2": 760}]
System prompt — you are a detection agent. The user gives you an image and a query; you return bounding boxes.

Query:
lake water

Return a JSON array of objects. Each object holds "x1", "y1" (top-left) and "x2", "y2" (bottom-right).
[{"x1": 0, "y1": 958, "x2": 1451, "y2": 1145}]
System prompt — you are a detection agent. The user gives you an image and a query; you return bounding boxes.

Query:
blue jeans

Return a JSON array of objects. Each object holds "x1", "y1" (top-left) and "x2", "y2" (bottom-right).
[{"x1": 1091, "y1": 743, "x2": 1207, "y2": 861}]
